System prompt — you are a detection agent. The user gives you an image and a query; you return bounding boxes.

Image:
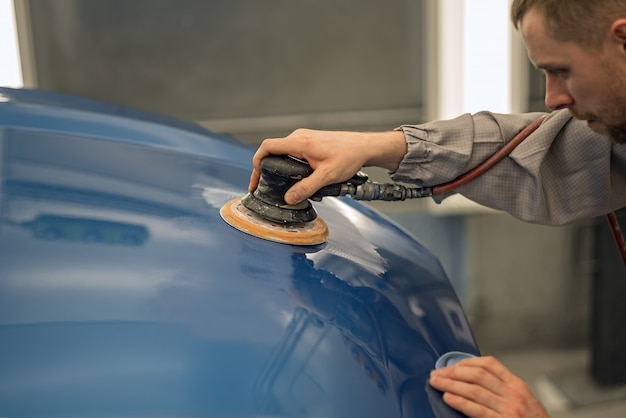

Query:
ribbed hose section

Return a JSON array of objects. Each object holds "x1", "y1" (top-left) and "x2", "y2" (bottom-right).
[{"x1": 347, "y1": 182, "x2": 433, "y2": 201}]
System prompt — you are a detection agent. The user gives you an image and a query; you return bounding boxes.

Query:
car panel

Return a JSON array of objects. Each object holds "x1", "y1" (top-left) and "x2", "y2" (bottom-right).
[{"x1": 0, "y1": 88, "x2": 478, "y2": 417}]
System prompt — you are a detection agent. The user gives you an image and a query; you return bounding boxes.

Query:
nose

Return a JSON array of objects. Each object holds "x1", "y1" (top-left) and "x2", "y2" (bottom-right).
[{"x1": 544, "y1": 74, "x2": 574, "y2": 110}]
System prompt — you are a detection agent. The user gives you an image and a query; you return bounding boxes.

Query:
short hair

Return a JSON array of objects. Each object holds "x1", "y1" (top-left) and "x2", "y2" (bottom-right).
[{"x1": 510, "y1": 0, "x2": 626, "y2": 48}]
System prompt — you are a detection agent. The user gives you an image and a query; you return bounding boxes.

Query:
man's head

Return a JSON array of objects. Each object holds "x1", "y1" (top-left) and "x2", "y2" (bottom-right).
[
  {"x1": 511, "y1": 0, "x2": 626, "y2": 48},
  {"x1": 511, "y1": 0, "x2": 626, "y2": 143}
]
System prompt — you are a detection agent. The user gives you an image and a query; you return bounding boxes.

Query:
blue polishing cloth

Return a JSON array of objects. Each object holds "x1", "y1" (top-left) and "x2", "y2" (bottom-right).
[
  {"x1": 435, "y1": 351, "x2": 477, "y2": 369},
  {"x1": 427, "y1": 352, "x2": 478, "y2": 417}
]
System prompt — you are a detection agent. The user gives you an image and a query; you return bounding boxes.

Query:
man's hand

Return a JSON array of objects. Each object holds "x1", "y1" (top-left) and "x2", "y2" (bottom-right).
[
  {"x1": 429, "y1": 356, "x2": 550, "y2": 418},
  {"x1": 249, "y1": 128, "x2": 406, "y2": 204}
]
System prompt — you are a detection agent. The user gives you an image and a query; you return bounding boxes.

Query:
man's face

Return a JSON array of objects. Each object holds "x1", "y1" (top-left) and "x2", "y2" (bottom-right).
[{"x1": 520, "y1": 8, "x2": 626, "y2": 143}]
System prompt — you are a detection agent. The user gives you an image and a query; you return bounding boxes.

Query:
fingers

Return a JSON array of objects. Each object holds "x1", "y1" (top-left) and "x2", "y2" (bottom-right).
[
  {"x1": 433, "y1": 356, "x2": 508, "y2": 393},
  {"x1": 248, "y1": 132, "x2": 316, "y2": 197},
  {"x1": 251, "y1": 129, "x2": 317, "y2": 170},
  {"x1": 439, "y1": 391, "x2": 498, "y2": 418},
  {"x1": 430, "y1": 358, "x2": 505, "y2": 416},
  {"x1": 275, "y1": 166, "x2": 333, "y2": 205},
  {"x1": 443, "y1": 356, "x2": 518, "y2": 386},
  {"x1": 248, "y1": 129, "x2": 365, "y2": 204},
  {"x1": 429, "y1": 356, "x2": 550, "y2": 418},
  {"x1": 248, "y1": 167, "x2": 261, "y2": 193}
]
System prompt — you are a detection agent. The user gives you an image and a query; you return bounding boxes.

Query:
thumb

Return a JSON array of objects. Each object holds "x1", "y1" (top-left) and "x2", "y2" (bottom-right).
[
  {"x1": 248, "y1": 167, "x2": 261, "y2": 192},
  {"x1": 284, "y1": 174, "x2": 327, "y2": 205}
]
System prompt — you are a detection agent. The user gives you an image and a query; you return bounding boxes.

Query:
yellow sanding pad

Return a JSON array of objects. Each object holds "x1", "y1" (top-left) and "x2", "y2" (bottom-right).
[{"x1": 220, "y1": 197, "x2": 329, "y2": 245}]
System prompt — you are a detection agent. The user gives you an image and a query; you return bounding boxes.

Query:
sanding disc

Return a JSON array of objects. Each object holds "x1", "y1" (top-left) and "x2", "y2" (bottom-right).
[{"x1": 220, "y1": 197, "x2": 329, "y2": 245}]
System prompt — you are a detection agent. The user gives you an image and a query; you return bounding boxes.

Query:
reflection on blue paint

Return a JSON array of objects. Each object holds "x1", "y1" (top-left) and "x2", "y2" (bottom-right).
[{"x1": 21, "y1": 214, "x2": 149, "y2": 246}]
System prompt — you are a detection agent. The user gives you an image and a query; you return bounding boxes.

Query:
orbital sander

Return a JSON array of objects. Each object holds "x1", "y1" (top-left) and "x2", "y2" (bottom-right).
[
  {"x1": 220, "y1": 155, "x2": 332, "y2": 245},
  {"x1": 220, "y1": 154, "x2": 433, "y2": 245}
]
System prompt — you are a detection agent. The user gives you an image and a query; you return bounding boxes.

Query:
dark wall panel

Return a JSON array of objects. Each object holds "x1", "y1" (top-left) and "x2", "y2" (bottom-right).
[{"x1": 26, "y1": 0, "x2": 426, "y2": 124}]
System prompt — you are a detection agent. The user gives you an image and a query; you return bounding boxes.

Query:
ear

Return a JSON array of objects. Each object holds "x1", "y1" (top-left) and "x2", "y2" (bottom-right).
[{"x1": 610, "y1": 18, "x2": 626, "y2": 52}]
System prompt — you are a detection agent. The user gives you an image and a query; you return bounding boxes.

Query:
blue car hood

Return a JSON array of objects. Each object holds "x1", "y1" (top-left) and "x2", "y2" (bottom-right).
[{"x1": 0, "y1": 88, "x2": 478, "y2": 418}]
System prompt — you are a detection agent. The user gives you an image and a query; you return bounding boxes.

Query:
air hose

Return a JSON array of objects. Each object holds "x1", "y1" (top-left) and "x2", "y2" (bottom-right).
[
  {"x1": 247, "y1": 115, "x2": 625, "y2": 265},
  {"x1": 323, "y1": 115, "x2": 548, "y2": 201},
  {"x1": 607, "y1": 212, "x2": 626, "y2": 267},
  {"x1": 319, "y1": 114, "x2": 626, "y2": 267}
]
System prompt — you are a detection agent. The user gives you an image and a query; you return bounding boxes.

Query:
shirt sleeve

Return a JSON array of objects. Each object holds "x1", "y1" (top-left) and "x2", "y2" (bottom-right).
[{"x1": 390, "y1": 109, "x2": 626, "y2": 225}]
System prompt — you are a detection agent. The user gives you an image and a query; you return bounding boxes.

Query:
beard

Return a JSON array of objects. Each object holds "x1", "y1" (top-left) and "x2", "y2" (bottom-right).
[
  {"x1": 570, "y1": 104, "x2": 626, "y2": 144},
  {"x1": 567, "y1": 57, "x2": 626, "y2": 144},
  {"x1": 591, "y1": 59, "x2": 626, "y2": 144},
  {"x1": 608, "y1": 124, "x2": 626, "y2": 144}
]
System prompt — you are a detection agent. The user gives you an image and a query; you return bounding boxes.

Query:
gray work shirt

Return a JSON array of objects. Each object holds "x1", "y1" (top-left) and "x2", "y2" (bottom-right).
[{"x1": 393, "y1": 109, "x2": 626, "y2": 225}]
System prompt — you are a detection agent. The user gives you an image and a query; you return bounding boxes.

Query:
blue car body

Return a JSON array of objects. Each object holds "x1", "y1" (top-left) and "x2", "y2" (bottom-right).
[{"x1": 0, "y1": 87, "x2": 479, "y2": 417}]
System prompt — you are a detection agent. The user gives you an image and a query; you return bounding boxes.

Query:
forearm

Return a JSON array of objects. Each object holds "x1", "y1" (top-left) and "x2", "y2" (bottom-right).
[
  {"x1": 361, "y1": 130, "x2": 408, "y2": 172},
  {"x1": 392, "y1": 109, "x2": 626, "y2": 225},
  {"x1": 393, "y1": 111, "x2": 548, "y2": 185}
]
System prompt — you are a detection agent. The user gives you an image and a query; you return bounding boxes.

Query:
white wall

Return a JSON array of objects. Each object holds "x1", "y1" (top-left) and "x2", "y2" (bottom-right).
[{"x1": 0, "y1": 0, "x2": 23, "y2": 88}]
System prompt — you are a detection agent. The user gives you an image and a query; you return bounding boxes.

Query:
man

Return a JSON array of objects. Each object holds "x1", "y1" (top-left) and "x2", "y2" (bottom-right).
[{"x1": 249, "y1": 0, "x2": 626, "y2": 416}]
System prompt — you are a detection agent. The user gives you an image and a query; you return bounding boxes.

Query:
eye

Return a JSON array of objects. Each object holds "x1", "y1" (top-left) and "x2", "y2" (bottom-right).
[{"x1": 545, "y1": 68, "x2": 568, "y2": 79}]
